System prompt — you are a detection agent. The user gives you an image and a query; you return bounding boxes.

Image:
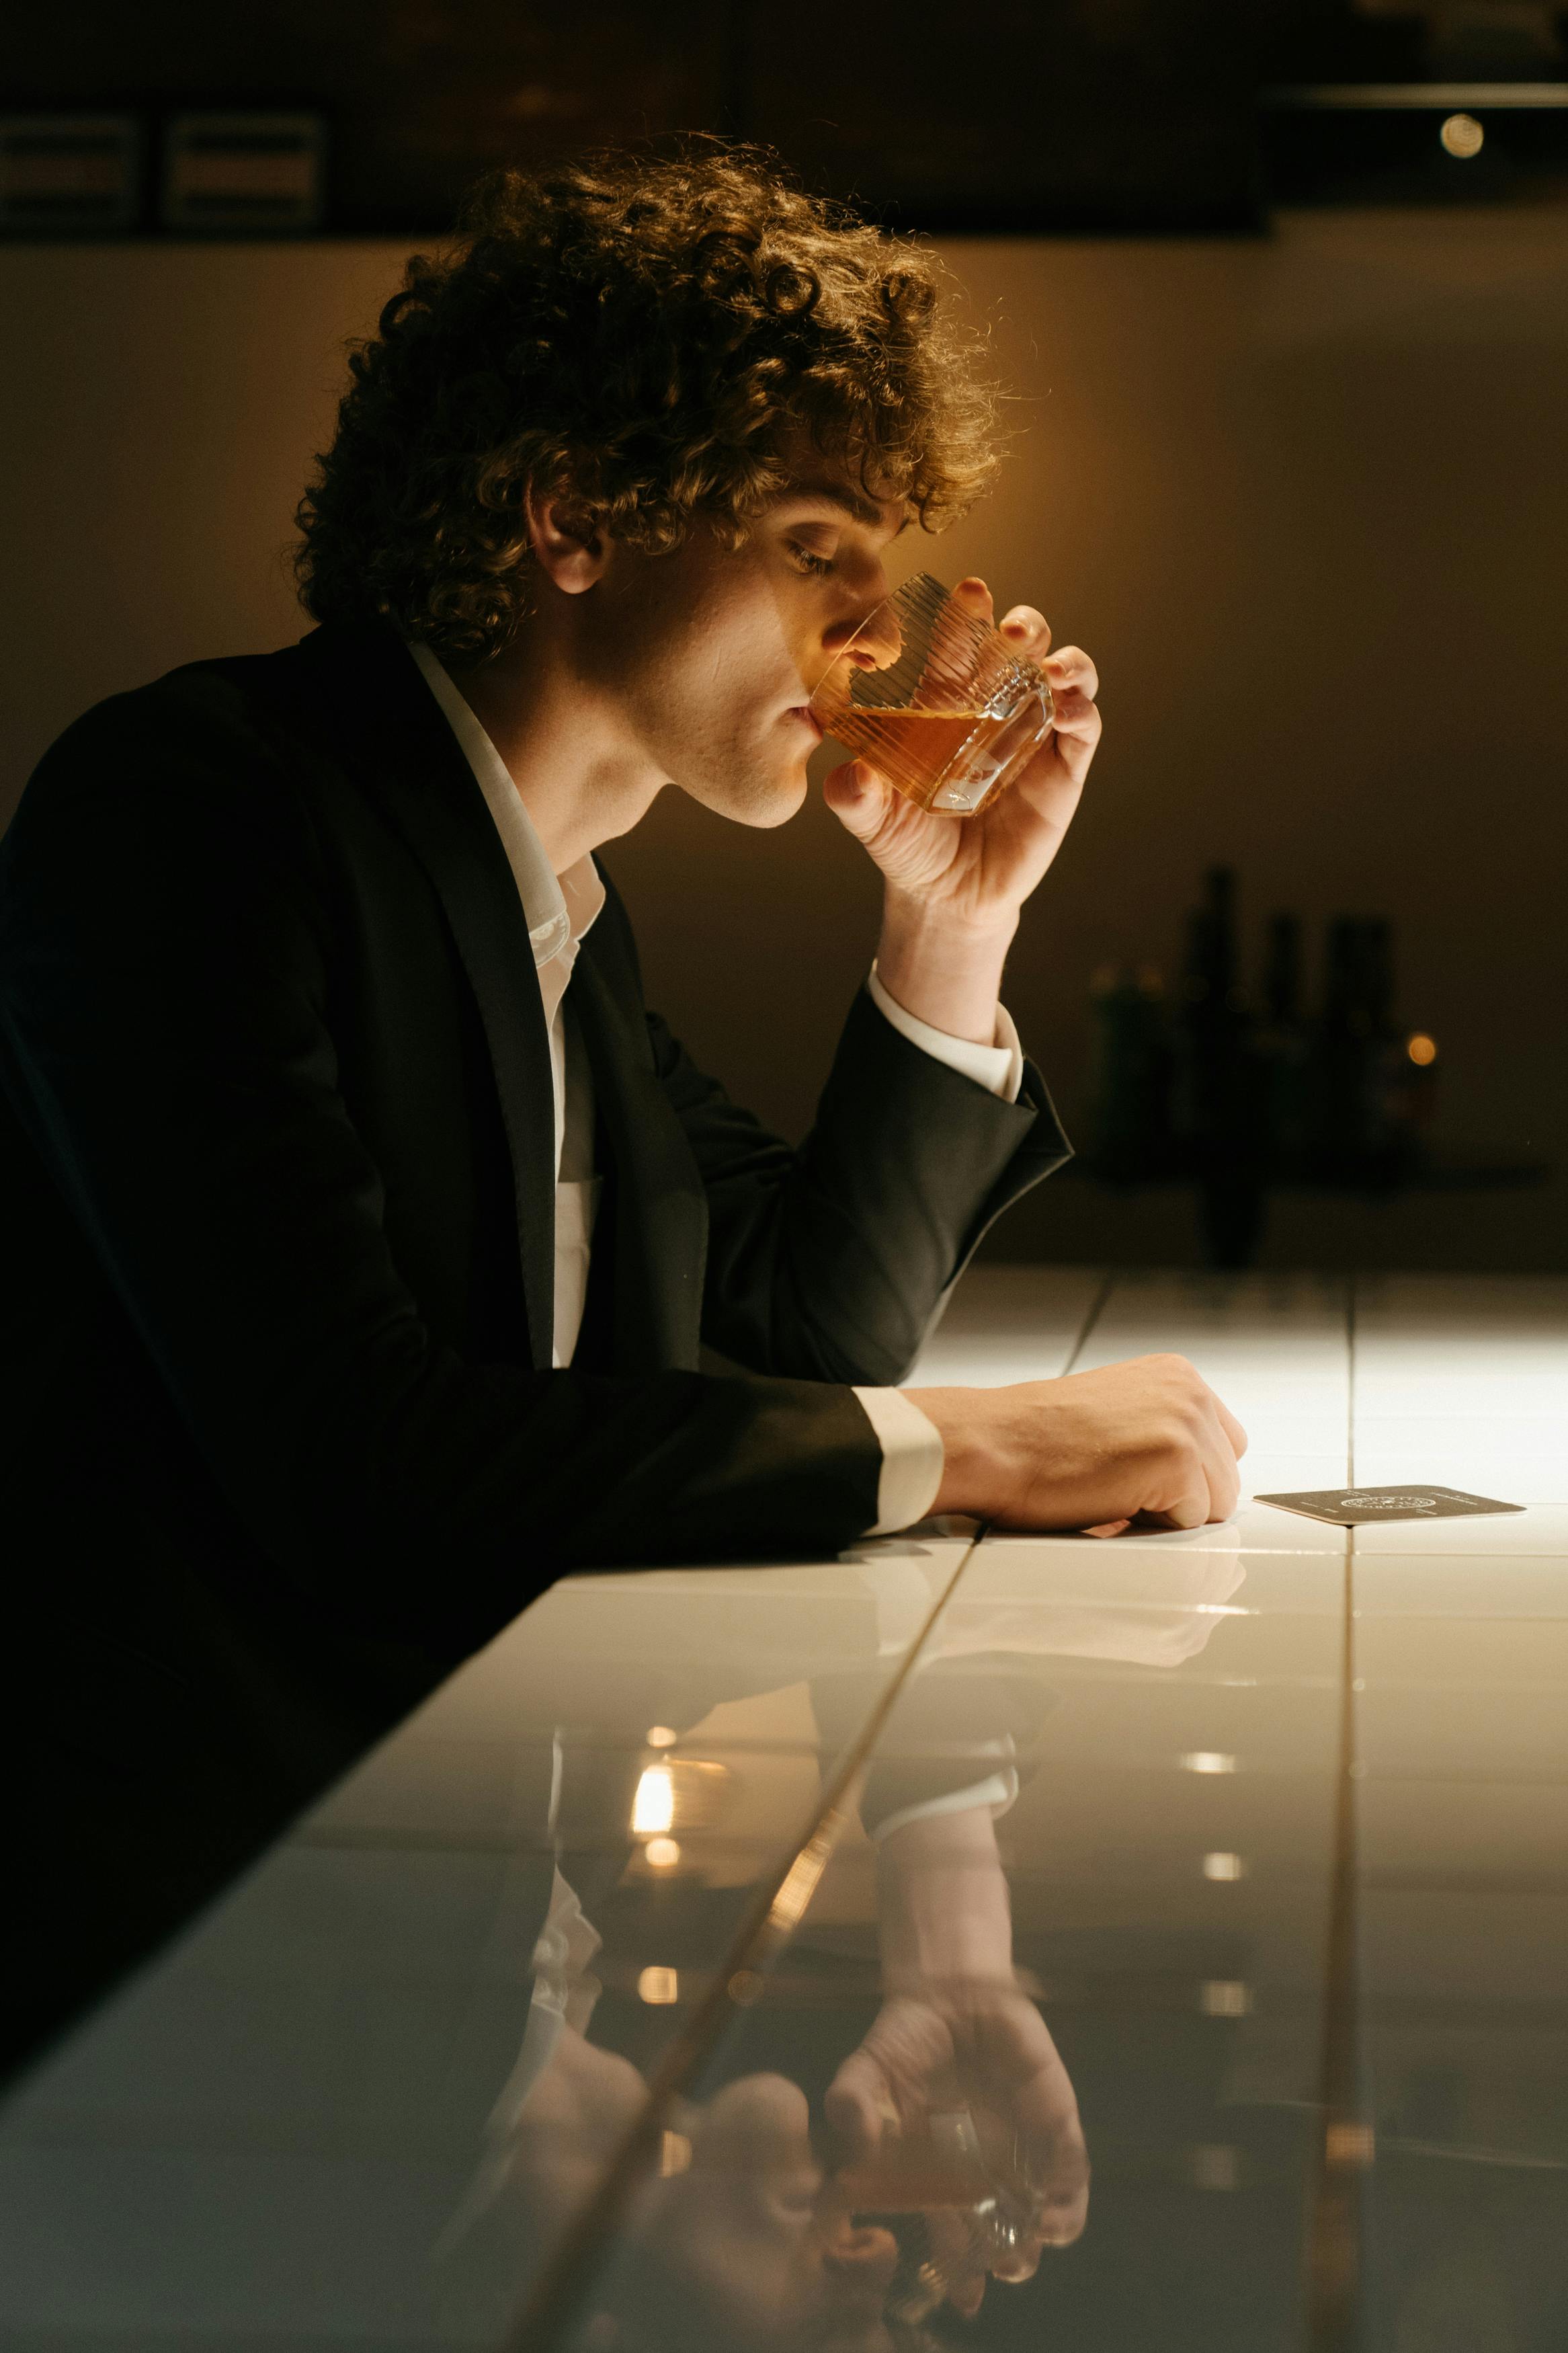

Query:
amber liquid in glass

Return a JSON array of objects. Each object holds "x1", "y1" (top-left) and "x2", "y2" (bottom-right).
[{"x1": 828, "y1": 705, "x2": 1013, "y2": 811}]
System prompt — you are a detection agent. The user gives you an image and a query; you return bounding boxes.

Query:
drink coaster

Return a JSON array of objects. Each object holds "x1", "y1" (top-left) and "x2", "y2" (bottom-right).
[{"x1": 1255, "y1": 1484, "x2": 1524, "y2": 1527}]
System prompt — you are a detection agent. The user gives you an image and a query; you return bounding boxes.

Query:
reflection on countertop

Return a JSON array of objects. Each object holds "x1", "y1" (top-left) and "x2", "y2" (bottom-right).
[{"x1": 2, "y1": 1269, "x2": 1565, "y2": 2351}]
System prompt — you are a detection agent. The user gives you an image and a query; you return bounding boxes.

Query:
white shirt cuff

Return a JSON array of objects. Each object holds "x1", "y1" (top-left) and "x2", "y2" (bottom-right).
[
  {"x1": 852, "y1": 1386, "x2": 946, "y2": 1536},
  {"x1": 869, "y1": 1767, "x2": 1022, "y2": 1843},
  {"x1": 867, "y1": 964, "x2": 1024, "y2": 1105}
]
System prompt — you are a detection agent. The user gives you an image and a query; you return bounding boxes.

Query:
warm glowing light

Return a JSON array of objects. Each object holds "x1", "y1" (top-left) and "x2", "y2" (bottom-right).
[
  {"x1": 1440, "y1": 112, "x2": 1484, "y2": 158},
  {"x1": 638, "y1": 1966, "x2": 679, "y2": 2005},
  {"x1": 645, "y1": 1836, "x2": 681, "y2": 1870},
  {"x1": 647, "y1": 1724, "x2": 677, "y2": 1749},
  {"x1": 1326, "y1": 2122, "x2": 1376, "y2": 2168},
  {"x1": 632, "y1": 1765, "x2": 675, "y2": 1835},
  {"x1": 658, "y1": 2129, "x2": 692, "y2": 2176},
  {"x1": 1407, "y1": 1032, "x2": 1438, "y2": 1067},
  {"x1": 1182, "y1": 1751, "x2": 1236, "y2": 1776},
  {"x1": 1202, "y1": 1851, "x2": 1245, "y2": 1882},
  {"x1": 767, "y1": 1840, "x2": 831, "y2": 1933},
  {"x1": 728, "y1": 1968, "x2": 763, "y2": 2005},
  {"x1": 1200, "y1": 1979, "x2": 1252, "y2": 2018}
]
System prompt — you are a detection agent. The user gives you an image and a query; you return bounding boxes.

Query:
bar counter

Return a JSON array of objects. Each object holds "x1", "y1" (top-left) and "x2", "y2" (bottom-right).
[{"x1": 3, "y1": 1267, "x2": 1565, "y2": 2350}]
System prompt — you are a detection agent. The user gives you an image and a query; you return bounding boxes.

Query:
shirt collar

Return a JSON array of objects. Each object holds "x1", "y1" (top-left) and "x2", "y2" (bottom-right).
[{"x1": 406, "y1": 640, "x2": 604, "y2": 971}]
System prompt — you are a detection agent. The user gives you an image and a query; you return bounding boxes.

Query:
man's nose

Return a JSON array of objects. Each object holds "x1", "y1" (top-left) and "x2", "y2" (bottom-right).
[
  {"x1": 829, "y1": 600, "x2": 903, "y2": 676},
  {"x1": 827, "y1": 2220, "x2": 901, "y2": 2293}
]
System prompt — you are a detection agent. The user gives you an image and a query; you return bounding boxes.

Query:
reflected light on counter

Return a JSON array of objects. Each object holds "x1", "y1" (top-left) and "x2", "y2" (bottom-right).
[
  {"x1": 1326, "y1": 2121, "x2": 1376, "y2": 2169},
  {"x1": 767, "y1": 1839, "x2": 831, "y2": 1932},
  {"x1": 645, "y1": 1836, "x2": 681, "y2": 1869},
  {"x1": 1202, "y1": 1850, "x2": 1245, "y2": 1881},
  {"x1": 638, "y1": 1966, "x2": 679, "y2": 2005},
  {"x1": 1407, "y1": 1032, "x2": 1438, "y2": 1067},
  {"x1": 1440, "y1": 112, "x2": 1484, "y2": 158},
  {"x1": 1182, "y1": 1750, "x2": 1236, "y2": 1775},
  {"x1": 632, "y1": 1765, "x2": 675, "y2": 1835}
]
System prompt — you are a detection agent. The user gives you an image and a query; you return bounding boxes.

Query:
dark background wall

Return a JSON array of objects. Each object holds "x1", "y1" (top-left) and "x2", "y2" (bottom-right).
[
  {"x1": 3, "y1": 0, "x2": 1566, "y2": 1271},
  {"x1": 3, "y1": 211, "x2": 1564, "y2": 1270}
]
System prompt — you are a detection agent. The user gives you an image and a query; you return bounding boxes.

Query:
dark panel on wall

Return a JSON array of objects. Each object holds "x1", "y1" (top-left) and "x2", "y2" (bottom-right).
[
  {"x1": 7, "y1": 1, "x2": 734, "y2": 230},
  {"x1": 9, "y1": 0, "x2": 1262, "y2": 233},
  {"x1": 743, "y1": 0, "x2": 1262, "y2": 232}
]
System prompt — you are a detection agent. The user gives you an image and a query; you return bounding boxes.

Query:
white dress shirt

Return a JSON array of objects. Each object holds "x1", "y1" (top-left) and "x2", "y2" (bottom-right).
[{"x1": 407, "y1": 642, "x2": 1024, "y2": 1536}]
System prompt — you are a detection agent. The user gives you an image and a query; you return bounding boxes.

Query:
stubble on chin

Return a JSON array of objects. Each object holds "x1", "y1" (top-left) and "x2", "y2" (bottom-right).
[{"x1": 679, "y1": 752, "x2": 811, "y2": 832}]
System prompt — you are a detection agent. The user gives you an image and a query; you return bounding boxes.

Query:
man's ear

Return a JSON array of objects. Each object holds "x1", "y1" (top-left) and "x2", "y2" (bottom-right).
[{"x1": 524, "y1": 481, "x2": 609, "y2": 596}]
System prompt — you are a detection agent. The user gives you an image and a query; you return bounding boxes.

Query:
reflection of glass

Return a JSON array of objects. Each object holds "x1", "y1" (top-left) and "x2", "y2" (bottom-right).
[{"x1": 810, "y1": 573, "x2": 1055, "y2": 816}]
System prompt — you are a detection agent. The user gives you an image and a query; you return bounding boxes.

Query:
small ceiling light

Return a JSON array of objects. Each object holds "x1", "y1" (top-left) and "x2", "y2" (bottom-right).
[
  {"x1": 1440, "y1": 112, "x2": 1485, "y2": 159},
  {"x1": 645, "y1": 1836, "x2": 681, "y2": 1869},
  {"x1": 638, "y1": 1966, "x2": 679, "y2": 2005},
  {"x1": 1182, "y1": 1750, "x2": 1236, "y2": 1775},
  {"x1": 1407, "y1": 1033, "x2": 1438, "y2": 1067},
  {"x1": 647, "y1": 1725, "x2": 677, "y2": 1748},
  {"x1": 1201, "y1": 1979, "x2": 1252, "y2": 2017},
  {"x1": 1203, "y1": 1850, "x2": 1245, "y2": 1881}
]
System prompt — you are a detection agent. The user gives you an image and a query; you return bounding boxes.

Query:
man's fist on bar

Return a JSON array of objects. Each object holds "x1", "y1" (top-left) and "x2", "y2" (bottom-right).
[{"x1": 904, "y1": 1354, "x2": 1247, "y2": 1532}]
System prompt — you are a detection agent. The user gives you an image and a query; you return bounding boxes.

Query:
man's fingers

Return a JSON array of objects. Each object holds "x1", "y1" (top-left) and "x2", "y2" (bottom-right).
[
  {"x1": 821, "y1": 758, "x2": 889, "y2": 840},
  {"x1": 1217, "y1": 1399, "x2": 1249, "y2": 1459},
  {"x1": 1042, "y1": 645, "x2": 1098, "y2": 699},
  {"x1": 1202, "y1": 1424, "x2": 1241, "y2": 1521},
  {"x1": 953, "y1": 575, "x2": 995, "y2": 618},
  {"x1": 999, "y1": 602, "x2": 1050, "y2": 653},
  {"x1": 823, "y1": 2048, "x2": 892, "y2": 2157}
]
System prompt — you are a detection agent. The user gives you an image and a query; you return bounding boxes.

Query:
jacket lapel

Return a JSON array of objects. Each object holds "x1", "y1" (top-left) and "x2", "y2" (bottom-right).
[
  {"x1": 572, "y1": 910, "x2": 707, "y2": 1374},
  {"x1": 288, "y1": 625, "x2": 557, "y2": 1369}
]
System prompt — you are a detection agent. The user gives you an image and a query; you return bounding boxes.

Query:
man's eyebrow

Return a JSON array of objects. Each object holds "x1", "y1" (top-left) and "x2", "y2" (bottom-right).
[{"x1": 776, "y1": 478, "x2": 898, "y2": 532}]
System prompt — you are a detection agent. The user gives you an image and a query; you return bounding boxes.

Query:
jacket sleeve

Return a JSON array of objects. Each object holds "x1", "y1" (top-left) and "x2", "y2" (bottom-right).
[
  {"x1": 649, "y1": 986, "x2": 1073, "y2": 1388},
  {"x1": 0, "y1": 702, "x2": 882, "y2": 1643}
]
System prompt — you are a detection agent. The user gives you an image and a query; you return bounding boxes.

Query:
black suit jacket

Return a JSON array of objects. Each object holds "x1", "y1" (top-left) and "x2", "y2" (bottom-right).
[{"x1": 0, "y1": 621, "x2": 1069, "y2": 2075}]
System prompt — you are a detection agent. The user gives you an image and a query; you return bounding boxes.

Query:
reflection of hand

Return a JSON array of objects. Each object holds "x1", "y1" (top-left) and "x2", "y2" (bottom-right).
[
  {"x1": 822, "y1": 1803, "x2": 1089, "y2": 2322},
  {"x1": 825, "y1": 1983, "x2": 1089, "y2": 2317}
]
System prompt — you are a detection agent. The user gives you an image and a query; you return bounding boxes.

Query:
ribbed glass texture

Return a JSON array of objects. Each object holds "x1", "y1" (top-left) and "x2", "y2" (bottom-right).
[{"x1": 811, "y1": 572, "x2": 1055, "y2": 815}]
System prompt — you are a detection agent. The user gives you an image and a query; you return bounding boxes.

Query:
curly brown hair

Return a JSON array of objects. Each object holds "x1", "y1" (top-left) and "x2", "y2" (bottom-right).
[{"x1": 294, "y1": 141, "x2": 1001, "y2": 662}]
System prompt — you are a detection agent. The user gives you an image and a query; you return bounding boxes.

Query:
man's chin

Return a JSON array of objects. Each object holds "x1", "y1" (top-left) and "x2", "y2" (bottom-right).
[{"x1": 684, "y1": 766, "x2": 811, "y2": 831}]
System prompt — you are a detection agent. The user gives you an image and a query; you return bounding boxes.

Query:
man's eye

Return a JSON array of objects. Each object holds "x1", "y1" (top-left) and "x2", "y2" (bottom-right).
[{"x1": 790, "y1": 544, "x2": 835, "y2": 578}]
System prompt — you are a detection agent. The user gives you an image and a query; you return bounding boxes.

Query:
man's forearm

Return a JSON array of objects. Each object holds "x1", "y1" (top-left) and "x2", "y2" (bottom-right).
[{"x1": 874, "y1": 889, "x2": 1017, "y2": 1046}]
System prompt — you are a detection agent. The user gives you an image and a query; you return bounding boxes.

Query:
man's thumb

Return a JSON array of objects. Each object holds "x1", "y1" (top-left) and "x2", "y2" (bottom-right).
[{"x1": 822, "y1": 759, "x2": 886, "y2": 836}]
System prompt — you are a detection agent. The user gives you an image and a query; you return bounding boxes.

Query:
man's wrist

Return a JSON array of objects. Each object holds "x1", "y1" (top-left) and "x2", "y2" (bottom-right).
[
  {"x1": 877, "y1": 1808, "x2": 1015, "y2": 1983},
  {"x1": 875, "y1": 892, "x2": 1017, "y2": 1047},
  {"x1": 900, "y1": 1385, "x2": 995, "y2": 1519}
]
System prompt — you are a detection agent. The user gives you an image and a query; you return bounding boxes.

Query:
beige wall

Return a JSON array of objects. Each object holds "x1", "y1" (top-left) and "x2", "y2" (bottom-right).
[{"x1": 4, "y1": 215, "x2": 1565, "y2": 1270}]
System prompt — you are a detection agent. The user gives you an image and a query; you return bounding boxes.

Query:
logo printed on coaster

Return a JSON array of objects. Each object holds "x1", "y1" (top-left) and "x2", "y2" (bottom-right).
[{"x1": 1255, "y1": 1484, "x2": 1525, "y2": 1527}]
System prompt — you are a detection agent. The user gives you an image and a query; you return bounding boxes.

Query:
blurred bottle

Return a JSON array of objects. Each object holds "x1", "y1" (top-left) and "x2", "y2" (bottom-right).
[
  {"x1": 1172, "y1": 867, "x2": 1266, "y2": 1265},
  {"x1": 1311, "y1": 916, "x2": 1423, "y2": 1181},
  {"x1": 1088, "y1": 963, "x2": 1173, "y2": 1178},
  {"x1": 1256, "y1": 912, "x2": 1313, "y2": 1174}
]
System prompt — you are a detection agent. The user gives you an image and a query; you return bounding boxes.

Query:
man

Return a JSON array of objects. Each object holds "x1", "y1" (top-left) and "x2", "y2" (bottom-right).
[{"x1": 0, "y1": 145, "x2": 1244, "y2": 2076}]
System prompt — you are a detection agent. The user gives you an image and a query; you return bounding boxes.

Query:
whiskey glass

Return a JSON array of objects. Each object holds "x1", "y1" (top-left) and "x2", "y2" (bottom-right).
[{"x1": 810, "y1": 572, "x2": 1055, "y2": 817}]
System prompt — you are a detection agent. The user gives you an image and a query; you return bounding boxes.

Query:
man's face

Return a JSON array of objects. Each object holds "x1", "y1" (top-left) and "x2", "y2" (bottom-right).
[
  {"x1": 610, "y1": 2073, "x2": 905, "y2": 2352},
  {"x1": 582, "y1": 447, "x2": 909, "y2": 830}
]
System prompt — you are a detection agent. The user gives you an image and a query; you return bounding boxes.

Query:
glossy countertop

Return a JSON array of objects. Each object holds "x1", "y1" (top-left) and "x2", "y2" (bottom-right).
[{"x1": 3, "y1": 1269, "x2": 1565, "y2": 2352}]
